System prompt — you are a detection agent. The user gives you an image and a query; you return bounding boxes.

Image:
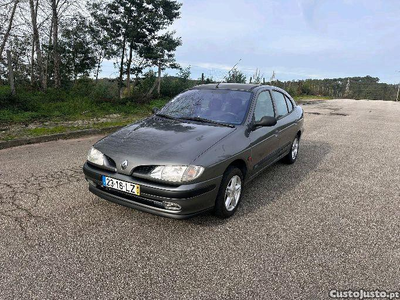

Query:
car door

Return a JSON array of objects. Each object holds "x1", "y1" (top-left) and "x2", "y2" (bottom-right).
[
  {"x1": 272, "y1": 90, "x2": 298, "y2": 155},
  {"x1": 249, "y1": 90, "x2": 280, "y2": 172}
]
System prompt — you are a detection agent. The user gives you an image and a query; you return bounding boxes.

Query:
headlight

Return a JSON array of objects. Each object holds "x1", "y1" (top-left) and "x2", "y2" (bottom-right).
[
  {"x1": 150, "y1": 165, "x2": 204, "y2": 182},
  {"x1": 87, "y1": 147, "x2": 105, "y2": 166}
]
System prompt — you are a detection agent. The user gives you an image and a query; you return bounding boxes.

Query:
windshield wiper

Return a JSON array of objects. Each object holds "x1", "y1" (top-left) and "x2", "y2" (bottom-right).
[
  {"x1": 155, "y1": 113, "x2": 177, "y2": 120},
  {"x1": 179, "y1": 117, "x2": 235, "y2": 128}
]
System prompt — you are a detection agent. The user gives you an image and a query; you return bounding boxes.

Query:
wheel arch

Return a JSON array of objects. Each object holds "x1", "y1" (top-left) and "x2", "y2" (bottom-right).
[
  {"x1": 226, "y1": 159, "x2": 248, "y2": 180},
  {"x1": 297, "y1": 130, "x2": 302, "y2": 139}
]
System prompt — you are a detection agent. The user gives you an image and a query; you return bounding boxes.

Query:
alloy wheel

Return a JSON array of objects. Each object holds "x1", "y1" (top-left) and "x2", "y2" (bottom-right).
[
  {"x1": 292, "y1": 138, "x2": 299, "y2": 160},
  {"x1": 224, "y1": 175, "x2": 242, "y2": 211}
]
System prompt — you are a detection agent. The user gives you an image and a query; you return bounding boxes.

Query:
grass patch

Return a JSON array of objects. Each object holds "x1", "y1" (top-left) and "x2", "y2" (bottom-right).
[
  {"x1": 1, "y1": 134, "x2": 17, "y2": 141},
  {"x1": 23, "y1": 126, "x2": 71, "y2": 137},
  {"x1": 0, "y1": 86, "x2": 169, "y2": 125},
  {"x1": 294, "y1": 95, "x2": 333, "y2": 101}
]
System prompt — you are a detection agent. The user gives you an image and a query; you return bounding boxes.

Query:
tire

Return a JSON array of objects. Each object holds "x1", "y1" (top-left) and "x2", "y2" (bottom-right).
[
  {"x1": 284, "y1": 135, "x2": 300, "y2": 164},
  {"x1": 214, "y1": 166, "x2": 244, "y2": 219}
]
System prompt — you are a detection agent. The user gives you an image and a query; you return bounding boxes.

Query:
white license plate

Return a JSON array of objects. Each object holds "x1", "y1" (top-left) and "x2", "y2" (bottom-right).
[{"x1": 102, "y1": 176, "x2": 140, "y2": 196}]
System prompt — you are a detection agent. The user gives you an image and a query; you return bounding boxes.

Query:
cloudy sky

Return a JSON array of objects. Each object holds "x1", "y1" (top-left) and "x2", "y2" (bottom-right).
[{"x1": 101, "y1": 0, "x2": 400, "y2": 83}]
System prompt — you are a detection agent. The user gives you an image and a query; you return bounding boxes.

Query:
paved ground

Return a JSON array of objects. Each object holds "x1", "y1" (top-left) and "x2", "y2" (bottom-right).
[{"x1": 0, "y1": 99, "x2": 399, "y2": 299}]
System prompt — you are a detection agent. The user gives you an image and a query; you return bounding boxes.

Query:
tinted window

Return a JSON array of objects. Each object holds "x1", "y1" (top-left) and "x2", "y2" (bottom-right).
[
  {"x1": 272, "y1": 91, "x2": 289, "y2": 117},
  {"x1": 284, "y1": 95, "x2": 294, "y2": 112},
  {"x1": 254, "y1": 91, "x2": 274, "y2": 121},
  {"x1": 160, "y1": 89, "x2": 252, "y2": 125}
]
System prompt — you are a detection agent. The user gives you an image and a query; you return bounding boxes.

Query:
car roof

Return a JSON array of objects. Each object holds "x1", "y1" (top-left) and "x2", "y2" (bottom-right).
[{"x1": 191, "y1": 83, "x2": 278, "y2": 92}]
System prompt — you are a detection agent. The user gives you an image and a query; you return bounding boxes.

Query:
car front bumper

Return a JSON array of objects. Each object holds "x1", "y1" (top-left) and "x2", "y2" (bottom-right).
[{"x1": 83, "y1": 162, "x2": 222, "y2": 219}]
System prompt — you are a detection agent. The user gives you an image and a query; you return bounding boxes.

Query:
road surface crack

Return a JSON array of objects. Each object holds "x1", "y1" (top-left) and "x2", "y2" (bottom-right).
[{"x1": 0, "y1": 166, "x2": 82, "y2": 241}]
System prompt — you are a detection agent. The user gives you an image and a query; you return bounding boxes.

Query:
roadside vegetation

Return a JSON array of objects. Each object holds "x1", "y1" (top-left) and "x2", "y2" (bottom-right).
[{"x1": 0, "y1": 0, "x2": 398, "y2": 141}]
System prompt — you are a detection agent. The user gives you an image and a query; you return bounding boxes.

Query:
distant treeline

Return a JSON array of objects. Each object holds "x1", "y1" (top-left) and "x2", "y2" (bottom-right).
[{"x1": 271, "y1": 76, "x2": 398, "y2": 101}]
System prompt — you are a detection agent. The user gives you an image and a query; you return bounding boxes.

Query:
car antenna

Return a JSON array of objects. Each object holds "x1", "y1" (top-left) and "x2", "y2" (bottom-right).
[{"x1": 216, "y1": 59, "x2": 242, "y2": 88}]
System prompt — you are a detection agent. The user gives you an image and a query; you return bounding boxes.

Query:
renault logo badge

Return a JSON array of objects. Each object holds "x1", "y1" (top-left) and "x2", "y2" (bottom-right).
[{"x1": 121, "y1": 160, "x2": 128, "y2": 170}]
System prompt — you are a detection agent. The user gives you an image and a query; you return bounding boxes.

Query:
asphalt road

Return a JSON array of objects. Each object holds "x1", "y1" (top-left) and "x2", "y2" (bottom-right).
[{"x1": 1, "y1": 99, "x2": 399, "y2": 299}]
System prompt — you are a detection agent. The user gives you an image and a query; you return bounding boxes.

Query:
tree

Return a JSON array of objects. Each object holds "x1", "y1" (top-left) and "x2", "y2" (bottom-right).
[
  {"x1": 50, "y1": 0, "x2": 80, "y2": 88},
  {"x1": 90, "y1": 0, "x2": 182, "y2": 98},
  {"x1": 29, "y1": 0, "x2": 46, "y2": 90},
  {"x1": 224, "y1": 67, "x2": 246, "y2": 84},
  {"x1": 252, "y1": 68, "x2": 263, "y2": 84},
  {"x1": 87, "y1": 20, "x2": 115, "y2": 83},
  {"x1": 0, "y1": 0, "x2": 20, "y2": 63},
  {"x1": 59, "y1": 15, "x2": 97, "y2": 81},
  {"x1": 144, "y1": 31, "x2": 182, "y2": 97}
]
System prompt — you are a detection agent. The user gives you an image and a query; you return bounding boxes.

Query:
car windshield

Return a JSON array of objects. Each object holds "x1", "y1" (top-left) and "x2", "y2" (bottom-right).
[{"x1": 159, "y1": 89, "x2": 253, "y2": 125}]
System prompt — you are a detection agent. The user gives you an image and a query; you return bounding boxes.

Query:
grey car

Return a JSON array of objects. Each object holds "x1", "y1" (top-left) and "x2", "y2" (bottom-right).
[{"x1": 83, "y1": 83, "x2": 304, "y2": 219}]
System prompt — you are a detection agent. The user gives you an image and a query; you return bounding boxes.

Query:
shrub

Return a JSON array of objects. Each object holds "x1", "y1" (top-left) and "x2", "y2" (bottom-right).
[{"x1": 90, "y1": 79, "x2": 119, "y2": 103}]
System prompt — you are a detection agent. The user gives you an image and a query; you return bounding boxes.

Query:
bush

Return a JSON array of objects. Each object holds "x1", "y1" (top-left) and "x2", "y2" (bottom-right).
[
  {"x1": 90, "y1": 79, "x2": 119, "y2": 103},
  {"x1": 0, "y1": 86, "x2": 14, "y2": 107}
]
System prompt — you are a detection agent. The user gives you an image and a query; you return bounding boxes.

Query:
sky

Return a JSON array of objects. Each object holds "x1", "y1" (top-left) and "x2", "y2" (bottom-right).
[{"x1": 100, "y1": 0, "x2": 400, "y2": 84}]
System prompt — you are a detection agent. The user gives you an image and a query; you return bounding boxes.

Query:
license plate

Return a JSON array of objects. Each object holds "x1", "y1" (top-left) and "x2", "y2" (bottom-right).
[{"x1": 102, "y1": 176, "x2": 140, "y2": 196}]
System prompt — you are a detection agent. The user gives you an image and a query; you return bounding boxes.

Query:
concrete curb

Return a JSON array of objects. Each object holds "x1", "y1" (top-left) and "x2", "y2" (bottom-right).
[{"x1": 0, "y1": 126, "x2": 123, "y2": 150}]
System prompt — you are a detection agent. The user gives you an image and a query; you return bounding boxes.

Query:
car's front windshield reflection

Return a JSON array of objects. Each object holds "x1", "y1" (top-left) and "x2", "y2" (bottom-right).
[{"x1": 159, "y1": 89, "x2": 253, "y2": 125}]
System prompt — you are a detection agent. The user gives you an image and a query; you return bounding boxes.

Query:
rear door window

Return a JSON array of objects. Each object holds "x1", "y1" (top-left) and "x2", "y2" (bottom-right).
[
  {"x1": 272, "y1": 91, "x2": 289, "y2": 118},
  {"x1": 284, "y1": 95, "x2": 294, "y2": 112}
]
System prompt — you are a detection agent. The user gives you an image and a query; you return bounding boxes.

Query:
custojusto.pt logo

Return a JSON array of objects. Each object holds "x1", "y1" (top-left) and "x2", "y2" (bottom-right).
[{"x1": 329, "y1": 289, "x2": 400, "y2": 299}]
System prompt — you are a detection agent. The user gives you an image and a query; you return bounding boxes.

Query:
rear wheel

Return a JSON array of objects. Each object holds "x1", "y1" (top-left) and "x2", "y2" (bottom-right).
[
  {"x1": 284, "y1": 136, "x2": 300, "y2": 164},
  {"x1": 214, "y1": 166, "x2": 243, "y2": 218}
]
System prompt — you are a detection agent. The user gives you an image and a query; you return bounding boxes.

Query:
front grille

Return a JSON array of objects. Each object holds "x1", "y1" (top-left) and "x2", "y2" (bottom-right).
[{"x1": 132, "y1": 165, "x2": 156, "y2": 175}]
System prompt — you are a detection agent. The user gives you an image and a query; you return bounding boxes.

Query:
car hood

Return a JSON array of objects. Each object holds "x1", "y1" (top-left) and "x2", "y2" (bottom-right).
[{"x1": 94, "y1": 116, "x2": 236, "y2": 175}]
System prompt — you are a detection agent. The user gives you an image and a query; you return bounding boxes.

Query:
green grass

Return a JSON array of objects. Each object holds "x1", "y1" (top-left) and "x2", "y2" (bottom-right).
[
  {"x1": 1, "y1": 134, "x2": 17, "y2": 141},
  {"x1": 294, "y1": 95, "x2": 333, "y2": 101},
  {"x1": 22, "y1": 126, "x2": 71, "y2": 137},
  {"x1": 0, "y1": 84, "x2": 170, "y2": 141},
  {"x1": 0, "y1": 84, "x2": 169, "y2": 125}
]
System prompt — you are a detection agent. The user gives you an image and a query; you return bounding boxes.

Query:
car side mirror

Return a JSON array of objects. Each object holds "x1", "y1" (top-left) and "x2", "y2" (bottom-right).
[
  {"x1": 152, "y1": 107, "x2": 160, "y2": 114},
  {"x1": 252, "y1": 116, "x2": 277, "y2": 129}
]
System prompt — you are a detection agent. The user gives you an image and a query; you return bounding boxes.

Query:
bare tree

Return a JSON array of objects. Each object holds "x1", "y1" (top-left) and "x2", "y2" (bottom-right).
[
  {"x1": 252, "y1": 68, "x2": 264, "y2": 84},
  {"x1": 0, "y1": 0, "x2": 20, "y2": 62},
  {"x1": 50, "y1": 0, "x2": 81, "y2": 88},
  {"x1": 51, "y1": 0, "x2": 60, "y2": 87},
  {"x1": 29, "y1": 0, "x2": 46, "y2": 89}
]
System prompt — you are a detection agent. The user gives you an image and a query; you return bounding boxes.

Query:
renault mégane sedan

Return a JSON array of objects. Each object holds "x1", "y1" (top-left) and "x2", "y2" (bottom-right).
[{"x1": 83, "y1": 83, "x2": 304, "y2": 219}]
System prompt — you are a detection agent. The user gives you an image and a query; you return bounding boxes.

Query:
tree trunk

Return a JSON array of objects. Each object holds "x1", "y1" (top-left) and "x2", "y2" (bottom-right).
[
  {"x1": 146, "y1": 63, "x2": 160, "y2": 98},
  {"x1": 126, "y1": 43, "x2": 133, "y2": 96},
  {"x1": 95, "y1": 50, "x2": 103, "y2": 84},
  {"x1": 30, "y1": 40, "x2": 35, "y2": 85},
  {"x1": 51, "y1": 0, "x2": 60, "y2": 88},
  {"x1": 157, "y1": 62, "x2": 161, "y2": 97},
  {"x1": 132, "y1": 75, "x2": 139, "y2": 90},
  {"x1": 118, "y1": 36, "x2": 126, "y2": 98},
  {"x1": 7, "y1": 50, "x2": 15, "y2": 96},
  {"x1": 29, "y1": 0, "x2": 45, "y2": 90},
  {"x1": 146, "y1": 78, "x2": 158, "y2": 98},
  {"x1": 44, "y1": 14, "x2": 53, "y2": 89},
  {"x1": 0, "y1": 0, "x2": 19, "y2": 63}
]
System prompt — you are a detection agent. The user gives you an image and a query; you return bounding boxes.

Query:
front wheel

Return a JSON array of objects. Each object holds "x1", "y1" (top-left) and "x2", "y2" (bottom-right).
[
  {"x1": 214, "y1": 166, "x2": 244, "y2": 218},
  {"x1": 284, "y1": 136, "x2": 300, "y2": 164}
]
